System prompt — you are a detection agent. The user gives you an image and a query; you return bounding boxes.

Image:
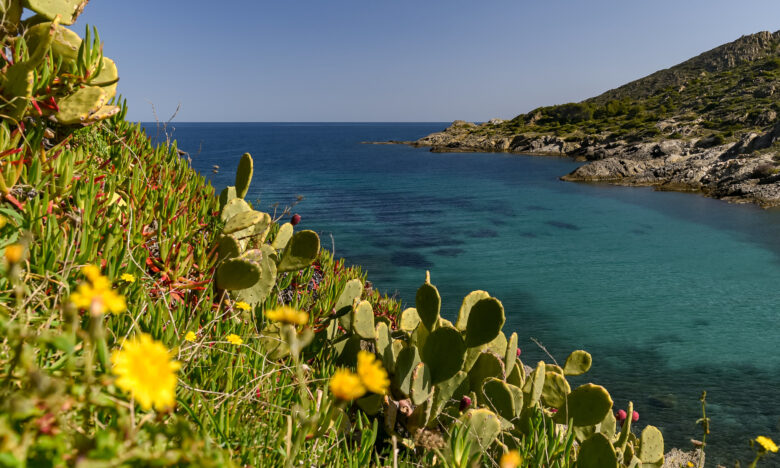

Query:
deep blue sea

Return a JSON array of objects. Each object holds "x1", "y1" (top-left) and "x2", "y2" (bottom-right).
[{"x1": 153, "y1": 122, "x2": 780, "y2": 464}]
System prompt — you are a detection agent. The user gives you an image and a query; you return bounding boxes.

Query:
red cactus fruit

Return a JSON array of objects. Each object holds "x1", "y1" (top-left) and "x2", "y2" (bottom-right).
[
  {"x1": 616, "y1": 409, "x2": 627, "y2": 421},
  {"x1": 632, "y1": 411, "x2": 639, "y2": 422},
  {"x1": 291, "y1": 214, "x2": 301, "y2": 226},
  {"x1": 459, "y1": 396, "x2": 472, "y2": 412},
  {"x1": 516, "y1": 348, "x2": 521, "y2": 357}
]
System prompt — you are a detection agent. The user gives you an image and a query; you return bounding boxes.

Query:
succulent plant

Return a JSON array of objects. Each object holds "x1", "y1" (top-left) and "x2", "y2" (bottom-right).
[
  {"x1": 213, "y1": 153, "x2": 320, "y2": 309},
  {"x1": 320, "y1": 271, "x2": 664, "y2": 465}
]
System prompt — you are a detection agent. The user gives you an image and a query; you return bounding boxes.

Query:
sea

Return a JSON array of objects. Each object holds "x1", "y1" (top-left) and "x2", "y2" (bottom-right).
[{"x1": 153, "y1": 122, "x2": 780, "y2": 465}]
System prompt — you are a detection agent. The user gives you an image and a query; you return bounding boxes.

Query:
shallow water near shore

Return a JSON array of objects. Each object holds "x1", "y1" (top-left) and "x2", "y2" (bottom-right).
[{"x1": 160, "y1": 122, "x2": 780, "y2": 465}]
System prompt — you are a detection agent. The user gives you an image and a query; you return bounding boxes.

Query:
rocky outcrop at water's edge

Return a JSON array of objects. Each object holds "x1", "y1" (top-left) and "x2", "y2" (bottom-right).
[{"x1": 406, "y1": 120, "x2": 780, "y2": 208}]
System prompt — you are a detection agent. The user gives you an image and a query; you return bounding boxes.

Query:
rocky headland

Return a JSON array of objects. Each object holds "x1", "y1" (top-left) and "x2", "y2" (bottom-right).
[
  {"x1": 395, "y1": 30, "x2": 780, "y2": 207},
  {"x1": 409, "y1": 119, "x2": 780, "y2": 207}
]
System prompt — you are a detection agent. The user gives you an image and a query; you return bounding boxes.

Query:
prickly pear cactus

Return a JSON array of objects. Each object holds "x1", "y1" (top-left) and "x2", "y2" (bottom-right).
[
  {"x1": 577, "y1": 433, "x2": 618, "y2": 468},
  {"x1": 235, "y1": 153, "x2": 253, "y2": 199},
  {"x1": 276, "y1": 230, "x2": 320, "y2": 272},
  {"x1": 23, "y1": 0, "x2": 88, "y2": 25},
  {"x1": 421, "y1": 326, "x2": 465, "y2": 384}
]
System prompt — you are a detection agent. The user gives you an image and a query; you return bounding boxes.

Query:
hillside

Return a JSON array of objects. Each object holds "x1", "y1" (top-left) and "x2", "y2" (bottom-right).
[{"x1": 410, "y1": 30, "x2": 780, "y2": 207}]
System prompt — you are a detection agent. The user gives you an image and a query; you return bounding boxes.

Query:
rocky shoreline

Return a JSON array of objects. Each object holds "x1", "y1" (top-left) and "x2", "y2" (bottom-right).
[{"x1": 395, "y1": 120, "x2": 780, "y2": 208}]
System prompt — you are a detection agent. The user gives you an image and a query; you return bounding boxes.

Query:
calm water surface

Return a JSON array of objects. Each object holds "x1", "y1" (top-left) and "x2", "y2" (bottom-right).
[{"x1": 156, "y1": 122, "x2": 780, "y2": 465}]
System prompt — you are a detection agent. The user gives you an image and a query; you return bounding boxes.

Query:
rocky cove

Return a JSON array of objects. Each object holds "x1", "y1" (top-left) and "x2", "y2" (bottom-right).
[{"x1": 394, "y1": 120, "x2": 780, "y2": 208}]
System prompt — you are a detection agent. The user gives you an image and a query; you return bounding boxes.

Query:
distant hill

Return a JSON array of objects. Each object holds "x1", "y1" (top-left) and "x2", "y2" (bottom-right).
[
  {"x1": 409, "y1": 31, "x2": 780, "y2": 207},
  {"x1": 495, "y1": 30, "x2": 780, "y2": 142}
]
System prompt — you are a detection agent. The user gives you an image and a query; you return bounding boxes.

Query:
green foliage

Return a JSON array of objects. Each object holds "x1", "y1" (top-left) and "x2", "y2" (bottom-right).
[{"x1": 0, "y1": 11, "x2": 120, "y2": 125}]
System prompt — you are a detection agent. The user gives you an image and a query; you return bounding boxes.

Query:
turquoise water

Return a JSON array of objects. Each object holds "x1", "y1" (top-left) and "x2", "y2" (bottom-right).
[{"x1": 162, "y1": 122, "x2": 780, "y2": 464}]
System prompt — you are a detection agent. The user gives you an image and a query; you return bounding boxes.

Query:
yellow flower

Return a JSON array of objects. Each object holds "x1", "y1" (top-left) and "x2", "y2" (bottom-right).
[
  {"x1": 184, "y1": 331, "x2": 197, "y2": 342},
  {"x1": 82, "y1": 264, "x2": 101, "y2": 281},
  {"x1": 0, "y1": 214, "x2": 6, "y2": 229},
  {"x1": 111, "y1": 333, "x2": 180, "y2": 411},
  {"x1": 265, "y1": 306, "x2": 308, "y2": 326},
  {"x1": 4, "y1": 244, "x2": 23, "y2": 264},
  {"x1": 756, "y1": 436, "x2": 779, "y2": 453},
  {"x1": 235, "y1": 301, "x2": 251, "y2": 311},
  {"x1": 120, "y1": 273, "x2": 136, "y2": 283},
  {"x1": 329, "y1": 369, "x2": 366, "y2": 401},
  {"x1": 69, "y1": 280, "x2": 127, "y2": 315},
  {"x1": 356, "y1": 350, "x2": 389, "y2": 395},
  {"x1": 500, "y1": 450, "x2": 522, "y2": 468},
  {"x1": 226, "y1": 334, "x2": 243, "y2": 345},
  {"x1": 686, "y1": 462, "x2": 694, "y2": 468}
]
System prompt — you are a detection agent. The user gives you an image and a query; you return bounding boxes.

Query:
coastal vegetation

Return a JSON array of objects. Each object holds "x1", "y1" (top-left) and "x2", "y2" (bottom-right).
[{"x1": 0, "y1": 2, "x2": 778, "y2": 467}]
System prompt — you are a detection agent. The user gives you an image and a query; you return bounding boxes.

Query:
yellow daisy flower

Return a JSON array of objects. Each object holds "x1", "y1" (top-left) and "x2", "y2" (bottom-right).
[
  {"x1": 756, "y1": 435, "x2": 779, "y2": 453},
  {"x1": 120, "y1": 273, "x2": 136, "y2": 283},
  {"x1": 69, "y1": 272, "x2": 127, "y2": 316},
  {"x1": 111, "y1": 333, "x2": 180, "y2": 411},
  {"x1": 235, "y1": 301, "x2": 251, "y2": 311},
  {"x1": 500, "y1": 450, "x2": 522, "y2": 468},
  {"x1": 356, "y1": 350, "x2": 389, "y2": 395},
  {"x1": 329, "y1": 369, "x2": 366, "y2": 401},
  {"x1": 184, "y1": 331, "x2": 197, "y2": 342},
  {"x1": 226, "y1": 334, "x2": 243, "y2": 345},
  {"x1": 265, "y1": 306, "x2": 308, "y2": 326}
]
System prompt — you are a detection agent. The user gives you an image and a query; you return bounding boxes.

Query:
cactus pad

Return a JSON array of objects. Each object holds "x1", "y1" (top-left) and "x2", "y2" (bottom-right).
[
  {"x1": 351, "y1": 300, "x2": 376, "y2": 339},
  {"x1": 482, "y1": 378, "x2": 515, "y2": 421},
  {"x1": 464, "y1": 297, "x2": 505, "y2": 348},
  {"x1": 335, "y1": 278, "x2": 362, "y2": 330},
  {"x1": 523, "y1": 361, "x2": 546, "y2": 408},
  {"x1": 218, "y1": 186, "x2": 237, "y2": 211},
  {"x1": 460, "y1": 408, "x2": 501, "y2": 450},
  {"x1": 24, "y1": 0, "x2": 87, "y2": 25},
  {"x1": 558, "y1": 384, "x2": 613, "y2": 427},
  {"x1": 277, "y1": 230, "x2": 320, "y2": 272},
  {"x1": 468, "y1": 352, "x2": 504, "y2": 401},
  {"x1": 639, "y1": 425, "x2": 664, "y2": 466},
  {"x1": 223, "y1": 210, "x2": 264, "y2": 235},
  {"x1": 220, "y1": 198, "x2": 251, "y2": 222},
  {"x1": 83, "y1": 105, "x2": 120, "y2": 123},
  {"x1": 577, "y1": 433, "x2": 618, "y2": 468},
  {"x1": 383, "y1": 339, "x2": 403, "y2": 374},
  {"x1": 563, "y1": 350, "x2": 592, "y2": 376},
  {"x1": 271, "y1": 222, "x2": 294, "y2": 249},
  {"x1": 599, "y1": 408, "x2": 616, "y2": 438},
  {"x1": 455, "y1": 290, "x2": 490, "y2": 331},
  {"x1": 506, "y1": 361, "x2": 525, "y2": 388},
  {"x1": 55, "y1": 86, "x2": 106, "y2": 124},
  {"x1": 399, "y1": 307, "x2": 421, "y2": 332},
  {"x1": 91, "y1": 57, "x2": 118, "y2": 100},
  {"x1": 217, "y1": 235, "x2": 240, "y2": 262},
  {"x1": 234, "y1": 246, "x2": 278, "y2": 305},
  {"x1": 393, "y1": 345, "x2": 421, "y2": 397},
  {"x1": 421, "y1": 326, "x2": 466, "y2": 384},
  {"x1": 504, "y1": 332, "x2": 518, "y2": 370},
  {"x1": 25, "y1": 21, "x2": 79, "y2": 63},
  {"x1": 410, "y1": 362, "x2": 432, "y2": 406},
  {"x1": 235, "y1": 153, "x2": 253, "y2": 199},
  {"x1": 216, "y1": 257, "x2": 261, "y2": 290},
  {"x1": 541, "y1": 371, "x2": 571, "y2": 409},
  {"x1": 415, "y1": 274, "x2": 441, "y2": 330},
  {"x1": 486, "y1": 331, "x2": 507, "y2": 357}
]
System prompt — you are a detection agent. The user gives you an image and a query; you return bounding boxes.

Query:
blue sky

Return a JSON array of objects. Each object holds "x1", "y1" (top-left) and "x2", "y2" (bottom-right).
[{"x1": 78, "y1": 1, "x2": 780, "y2": 122}]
